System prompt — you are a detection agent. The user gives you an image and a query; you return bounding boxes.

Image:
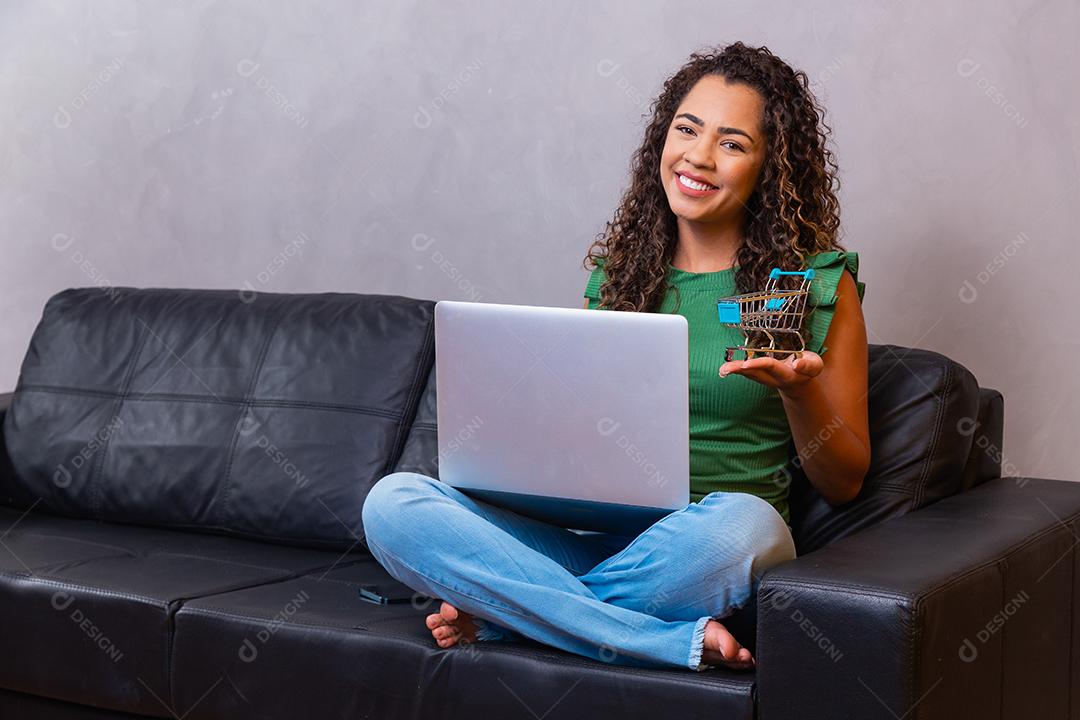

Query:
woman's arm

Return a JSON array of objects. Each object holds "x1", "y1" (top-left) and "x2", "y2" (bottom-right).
[
  {"x1": 718, "y1": 269, "x2": 871, "y2": 505},
  {"x1": 777, "y1": 269, "x2": 870, "y2": 504}
]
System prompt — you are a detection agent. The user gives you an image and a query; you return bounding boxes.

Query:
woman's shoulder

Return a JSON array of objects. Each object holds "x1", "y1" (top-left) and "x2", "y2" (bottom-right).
[
  {"x1": 804, "y1": 249, "x2": 865, "y2": 304},
  {"x1": 802, "y1": 249, "x2": 866, "y2": 356}
]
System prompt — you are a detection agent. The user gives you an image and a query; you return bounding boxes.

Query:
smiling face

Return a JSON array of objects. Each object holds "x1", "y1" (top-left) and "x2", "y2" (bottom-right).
[{"x1": 659, "y1": 75, "x2": 767, "y2": 227}]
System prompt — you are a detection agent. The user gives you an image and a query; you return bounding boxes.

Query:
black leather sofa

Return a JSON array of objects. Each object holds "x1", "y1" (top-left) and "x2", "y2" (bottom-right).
[{"x1": 0, "y1": 287, "x2": 1076, "y2": 720}]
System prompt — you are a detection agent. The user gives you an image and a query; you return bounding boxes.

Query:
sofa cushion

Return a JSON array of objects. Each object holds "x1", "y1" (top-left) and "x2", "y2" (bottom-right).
[
  {"x1": 787, "y1": 344, "x2": 982, "y2": 554},
  {"x1": 1, "y1": 288, "x2": 434, "y2": 549},
  {"x1": 0, "y1": 504, "x2": 365, "y2": 717},
  {"x1": 389, "y1": 364, "x2": 439, "y2": 477},
  {"x1": 0, "y1": 687, "x2": 140, "y2": 720},
  {"x1": 172, "y1": 560, "x2": 757, "y2": 720}
]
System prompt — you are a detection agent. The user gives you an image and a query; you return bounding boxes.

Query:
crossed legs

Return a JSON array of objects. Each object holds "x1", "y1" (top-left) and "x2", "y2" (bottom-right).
[{"x1": 361, "y1": 471, "x2": 796, "y2": 671}]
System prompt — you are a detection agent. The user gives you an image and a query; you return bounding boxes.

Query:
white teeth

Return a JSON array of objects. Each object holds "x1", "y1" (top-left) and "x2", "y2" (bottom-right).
[{"x1": 678, "y1": 173, "x2": 715, "y2": 191}]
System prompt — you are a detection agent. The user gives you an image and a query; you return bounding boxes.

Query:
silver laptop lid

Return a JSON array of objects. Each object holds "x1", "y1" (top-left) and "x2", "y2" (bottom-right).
[{"x1": 434, "y1": 299, "x2": 689, "y2": 533}]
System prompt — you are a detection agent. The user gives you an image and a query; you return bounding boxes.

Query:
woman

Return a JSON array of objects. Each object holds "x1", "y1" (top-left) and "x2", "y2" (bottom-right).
[{"x1": 362, "y1": 41, "x2": 870, "y2": 672}]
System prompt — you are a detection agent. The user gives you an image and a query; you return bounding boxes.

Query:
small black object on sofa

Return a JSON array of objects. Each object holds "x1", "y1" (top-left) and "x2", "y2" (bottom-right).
[{"x1": 0, "y1": 287, "x2": 1075, "y2": 720}]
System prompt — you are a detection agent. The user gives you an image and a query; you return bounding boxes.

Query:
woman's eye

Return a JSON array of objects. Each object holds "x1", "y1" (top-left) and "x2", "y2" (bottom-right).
[
  {"x1": 722, "y1": 141, "x2": 744, "y2": 152},
  {"x1": 675, "y1": 125, "x2": 694, "y2": 135}
]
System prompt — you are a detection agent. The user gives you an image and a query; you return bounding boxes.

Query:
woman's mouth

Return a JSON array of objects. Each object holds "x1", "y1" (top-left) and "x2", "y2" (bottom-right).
[{"x1": 675, "y1": 172, "x2": 719, "y2": 197}]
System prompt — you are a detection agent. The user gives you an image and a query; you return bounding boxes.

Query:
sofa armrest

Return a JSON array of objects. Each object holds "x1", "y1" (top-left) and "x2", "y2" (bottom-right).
[{"x1": 757, "y1": 476, "x2": 1080, "y2": 720}]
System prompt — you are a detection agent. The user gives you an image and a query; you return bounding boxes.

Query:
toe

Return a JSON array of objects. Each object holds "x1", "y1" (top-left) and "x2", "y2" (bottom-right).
[
  {"x1": 433, "y1": 626, "x2": 459, "y2": 641},
  {"x1": 718, "y1": 637, "x2": 741, "y2": 661},
  {"x1": 441, "y1": 602, "x2": 459, "y2": 622},
  {"x1": 425, "y1": 613, "x2": 445, "y2": 630}
]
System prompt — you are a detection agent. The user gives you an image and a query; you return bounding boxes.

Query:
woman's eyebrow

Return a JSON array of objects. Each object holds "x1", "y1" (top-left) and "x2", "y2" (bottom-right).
[{"x1": 674, "y1": 112, "x2": 754, "y2": 142}]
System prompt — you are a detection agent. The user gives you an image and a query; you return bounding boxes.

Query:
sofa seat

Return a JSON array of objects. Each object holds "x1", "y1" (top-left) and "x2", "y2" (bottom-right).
[
  {"x1": 172, "y1": 559, "x2": 758, "y2": 720},
  {"x1": 0, "y1": 687, "x2": 150, "y2": 719},
  {"x1": 0, "y1": 505, "x2": 366, "y2": 717}
]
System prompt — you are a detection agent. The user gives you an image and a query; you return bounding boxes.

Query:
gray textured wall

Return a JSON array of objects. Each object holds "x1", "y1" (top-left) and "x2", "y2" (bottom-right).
[{"x1": 2, "y1": 1, "x2": 1076, "y2": 483}]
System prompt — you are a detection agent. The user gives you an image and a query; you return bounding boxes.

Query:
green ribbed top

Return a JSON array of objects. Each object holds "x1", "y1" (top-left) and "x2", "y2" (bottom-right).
[{"x1": 583, "y1": 251, "x2": 865, "y2": 525}]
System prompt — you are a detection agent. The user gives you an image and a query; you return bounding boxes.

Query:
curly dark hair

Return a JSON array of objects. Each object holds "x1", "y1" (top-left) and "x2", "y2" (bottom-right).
[{"x1": 583, "y1": 41, "x2": 845, "y2": 355}]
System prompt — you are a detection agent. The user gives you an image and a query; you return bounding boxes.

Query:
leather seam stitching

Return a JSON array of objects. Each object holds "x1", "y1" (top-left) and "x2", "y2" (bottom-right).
[
  {"x1": 0, "y1": 570, "x2": 167, "y2": 607},
  {"x1": 218, "y1": 299, "x2": 288, "y2": 529},
  {"x1": 87, "y1": 299, "x2": 173, "y2": 520},
  {"x1": 14, "y1": 384, "x2": 404, "y2": 421},
  {"x1": 914, "y1": 360, "x2": 951, "y2": 509},
  {"x1": 763, "y1": 579, "x2": 910, "y2": 603}
]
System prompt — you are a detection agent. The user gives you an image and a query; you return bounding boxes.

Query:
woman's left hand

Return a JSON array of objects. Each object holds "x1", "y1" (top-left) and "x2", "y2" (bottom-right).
[{"x1": 719, "y1": 351, "x2": 824, "y2": 396}]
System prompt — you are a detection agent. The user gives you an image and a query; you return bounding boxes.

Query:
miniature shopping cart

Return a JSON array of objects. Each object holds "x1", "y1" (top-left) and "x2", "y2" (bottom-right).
[{"x1": 715, "y1": 268, "x2": 816, "y2": 368}]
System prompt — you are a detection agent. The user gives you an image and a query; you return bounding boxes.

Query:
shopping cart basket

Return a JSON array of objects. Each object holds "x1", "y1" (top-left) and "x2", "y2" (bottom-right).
[{"x1": 715, "y1": 268, "x2": 816, "y2": 367}]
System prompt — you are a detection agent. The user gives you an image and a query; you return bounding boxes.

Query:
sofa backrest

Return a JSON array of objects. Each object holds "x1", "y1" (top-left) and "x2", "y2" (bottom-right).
[
  {"x1": 2, "y1": 291, "x2": 1003, "y2": 556},
  {"x1": 787, "y1": 343, "x2": 1003, "y2": 554},
  {"x1": 390, "y1": 364, "x2": 439, "y2": 478},
  {"x1": 1, "y1": 287, "x2": 434, "y2": 549}
]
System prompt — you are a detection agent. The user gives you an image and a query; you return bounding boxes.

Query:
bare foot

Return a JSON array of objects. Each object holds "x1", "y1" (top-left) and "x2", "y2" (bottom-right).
[
  {"x1": 700, "y1": 619, "x2": 755, "y2": 670},
  {"x1": 425, "y1": 600, "x2": 479, "y2": 648}
]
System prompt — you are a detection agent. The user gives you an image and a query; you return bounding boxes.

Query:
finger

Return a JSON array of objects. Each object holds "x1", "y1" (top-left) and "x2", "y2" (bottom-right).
[
  {"x1": 792, "y1": 352, "x2": 824, "y2": 377},
  {"x1": 719, "y1": 361, "x2": 744, "y2": 377},
  {"x1": 721, "y1": 357, "x2": 781, "y2": 378},
  {"x1": 743, "y1": 357, "x2": 804, "y2": 379},
  {"x1": 743, "y1": 367, "x2": 803, "y2": 388},
  {"x1": 732, "y1": 370, "x2": 783, "y2": 388},
  {"x1": 739, "y1": 357, "x2": 778, "y2": 371}
]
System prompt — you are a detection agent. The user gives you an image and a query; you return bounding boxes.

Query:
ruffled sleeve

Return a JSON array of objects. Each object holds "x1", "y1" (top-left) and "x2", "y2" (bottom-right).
[
  {"x1": 803, "y1": 250, "x2": 865, "y2": 356},
  {"x1": 583, "y1": 257, "x2": 607, "y2": 309}
]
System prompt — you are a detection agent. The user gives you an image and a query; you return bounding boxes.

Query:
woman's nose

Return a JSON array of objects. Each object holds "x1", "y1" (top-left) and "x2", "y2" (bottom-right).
[{"x1": 683, "y1": 138, "x2": 713, "y2": 168}]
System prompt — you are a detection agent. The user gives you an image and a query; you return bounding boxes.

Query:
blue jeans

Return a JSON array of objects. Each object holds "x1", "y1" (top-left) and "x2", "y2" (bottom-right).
[{"x1": 360, "y1": 471, "x2": 796, "y2": 671}]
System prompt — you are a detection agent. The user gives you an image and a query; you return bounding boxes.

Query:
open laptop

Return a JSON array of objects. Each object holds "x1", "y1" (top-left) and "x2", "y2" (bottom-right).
[{"x1": 433, "y1": 299, "x2": 689, "y2": 535}]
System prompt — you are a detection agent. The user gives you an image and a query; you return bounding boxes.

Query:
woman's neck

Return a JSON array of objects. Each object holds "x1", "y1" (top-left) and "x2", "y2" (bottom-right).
[{"x1": 670, "y1": 218, "x2": 744, "y2": 273}]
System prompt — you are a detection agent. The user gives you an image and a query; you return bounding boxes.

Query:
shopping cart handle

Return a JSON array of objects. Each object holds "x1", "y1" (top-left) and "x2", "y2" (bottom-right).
[
  {"x1": 769, "y1": 268, "x2": 816, "y2": 280},
  {"x1": 768, "y1": 268, "x2": 816, "y2": 280}
]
